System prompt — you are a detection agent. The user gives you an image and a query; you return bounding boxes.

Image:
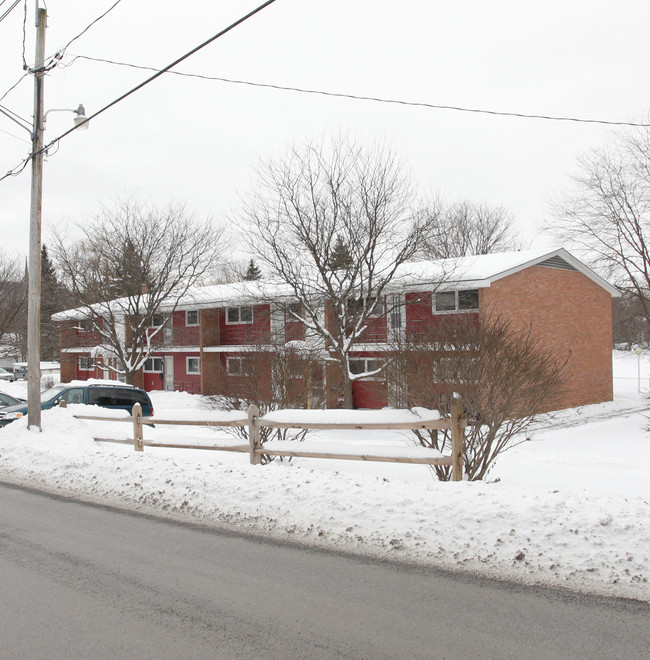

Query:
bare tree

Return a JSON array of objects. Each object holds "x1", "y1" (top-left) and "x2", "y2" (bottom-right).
[
  {"x1": 52, "y1": 199, "x2": 224, "y2": 383},
  {"x1": 0, "y1": 254, "x2": 28, "y2": 359},
  {"x1": 416, "y1": 199, "x2": 521, "y2": 259},
  {"x1": 210, "y1": 340, "x2": 325, "y2": 463},
  {"x1": 550, "y1": 124, "x2": 650, "y2": 322},
  {"x1": 392, "y1": 314, "x2": 566, "y2": 480},
  {"x1": 241, "y1": 137, "x2": 434, "y2": 407}
]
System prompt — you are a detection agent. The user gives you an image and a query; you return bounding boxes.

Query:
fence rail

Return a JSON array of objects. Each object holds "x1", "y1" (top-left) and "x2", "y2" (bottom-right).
[{"x1": 72, "y1": 397, "x2": 466, "y2": 480}]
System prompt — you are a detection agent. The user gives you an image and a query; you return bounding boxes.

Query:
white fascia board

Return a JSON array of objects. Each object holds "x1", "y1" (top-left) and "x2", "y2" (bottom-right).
[
  {"x1": 202, "y1": 344, "x2": 274, "y2": 353},
  {"x1": 144, "y1": 346, "x2": 200, "y2": 354},
  {"x1": 60, "y1": 346, "x2": 100, "y2": 353},
  {"x1": 396, "y1": 279, "x2": 492, "y2": 294},
  {"x1": 349, "y1": 343, "x2": 393, "y2": 352}
]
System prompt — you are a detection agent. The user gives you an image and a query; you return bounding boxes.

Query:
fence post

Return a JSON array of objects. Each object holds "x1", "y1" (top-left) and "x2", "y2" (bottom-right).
[
  {"x1": 247, "y1": 404, "x2": 261, "y2": 465},
  {"x1": 132, "y1": 402, "x2": 144, "y2": 452},
  {"x1": 450, "y1": 394, "x2": 464, "y2": 481}
]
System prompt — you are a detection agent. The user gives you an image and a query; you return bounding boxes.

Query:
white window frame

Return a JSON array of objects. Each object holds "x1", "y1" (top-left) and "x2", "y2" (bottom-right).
[
  {"x1": 149, "y1": 312, "x2": 165, "y2": 328},
  {"x1": 185, "y1": 310, "x2": 199, "y2": 326},
  {"x1": 144, "y1": 357, "x2": 164, "y2": 372},
  {"x1": 226, "y1": 306, "x2": 254, "y2": 325},
  {"x1": 186, "y1": 356, "x2": 200, "y2": 375},
  {"x1": 226, "y1": 356, "x2": 250, "y2": 376},
  {"x1": 349, "y1": 357, "x2": 384, "y2": 380},
  {"x1": 78, "y1": 356, "x2": 93, "y2": 371},
  {"x1": 432, "y1": 289, "x2": 479, "y2": 314}
]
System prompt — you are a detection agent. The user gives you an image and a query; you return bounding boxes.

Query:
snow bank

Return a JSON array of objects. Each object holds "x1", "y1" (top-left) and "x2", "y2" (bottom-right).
[{"x1": 0, "y1": 397, "x2": 647, "y2": 602}]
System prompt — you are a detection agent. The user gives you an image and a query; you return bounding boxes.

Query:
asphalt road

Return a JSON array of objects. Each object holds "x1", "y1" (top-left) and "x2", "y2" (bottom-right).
[{"x1": 0, "y1": 482, "x2": 648, "y2": 660}]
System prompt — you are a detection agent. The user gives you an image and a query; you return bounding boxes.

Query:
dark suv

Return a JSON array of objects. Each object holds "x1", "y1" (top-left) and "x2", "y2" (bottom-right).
[{"x1": 0, "y1": 383, "x2": 154, "y2": 427}]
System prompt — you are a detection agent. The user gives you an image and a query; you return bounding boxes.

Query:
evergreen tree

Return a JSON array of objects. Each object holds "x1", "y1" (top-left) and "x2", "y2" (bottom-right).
[
  {"x1": 41, "y1": 245, "x2": 64, "y2": 361},
  {"x1": 328, "y1": 235, "x2": 353, "y2": 271},
  {"x1": 243, "y1": 259, "x2": 262, "y2": 280}
]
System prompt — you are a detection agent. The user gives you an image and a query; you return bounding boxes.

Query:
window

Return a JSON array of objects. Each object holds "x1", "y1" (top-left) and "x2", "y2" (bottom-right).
[
  {"x1": 347, "y1": 296, "x2": 385, "y2": 317},
  {"x1": 77, "y1": 318, "x2": 94, "y2": 332},
  {"x1": 61, "y1": 388, "x2": 85, "y2": 404},
  {"x1": 433, "y1": 289, "x2": 479, "y2": 314},
  {"x1": 367, "y1": 296, "x2": 385, "y2": 316},
  {"x1": 144, "y1": 357, "x2": 164, "y2": 372},
  {"x1": 389, "y1": 294, "x2": 402, "y2": 329},
  {"x1": 78, "y1": 356, "x2": 93, "y2": 371},
  {"x1": 186, "y1": 357, "x2": 200, "y2": 374},
  {"x1": 433, "y1": 291, "x2": 456, "y2": 312},
  {"x1": 150, "y1": 313, "x2": 165, "y2": 327},
  {"x1": 87, "y1": 387, "x2": 151, "y2": 408},
  {"x1": 458, "y1": 289, "x2": 479, "y2": 310},
  {"x1": 186, "y1": 310, "x2": 199, "y2": 326},
  {"x1": 226, "y1": 356, "x2": 250, "y2": 376},
  {"x1": 349, "y1": 358, "x2": 383, "y2": 379},
  {"x1": 226, "y1": 306, "x2": 253, "y2": 324},
  {"x1": 287, "y1": 302, "x2": 302, "y2": 319}
]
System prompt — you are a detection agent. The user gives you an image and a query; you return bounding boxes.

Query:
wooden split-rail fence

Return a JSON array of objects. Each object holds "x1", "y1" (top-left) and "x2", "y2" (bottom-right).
[{"x1": 70, "y1": 396, "x2": 466, "y2": 481}]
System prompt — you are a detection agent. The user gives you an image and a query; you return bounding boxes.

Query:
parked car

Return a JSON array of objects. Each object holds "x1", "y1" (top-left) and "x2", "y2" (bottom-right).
[
  {"x1": 0, "y1": 392, "x2": 24, "y2": 407},
  {"x1": 0, "y1": 367, "x2": 16, "y2": 382},
  {"x1": 11, "y1": 365, "x2": 27, "y2": 380},
  {"x1": 0, "y1": 383, "x2": 154, "y2": 427}
]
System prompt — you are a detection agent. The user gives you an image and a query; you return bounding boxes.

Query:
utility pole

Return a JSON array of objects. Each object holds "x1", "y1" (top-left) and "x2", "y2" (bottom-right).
[{"x1": 27, "y1": 6, "x2": 46, "y2": 431}]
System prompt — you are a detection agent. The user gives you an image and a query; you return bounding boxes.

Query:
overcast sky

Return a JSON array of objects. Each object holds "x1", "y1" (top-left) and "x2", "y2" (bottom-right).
[{"x1": 0, "y1": 0, "x2": 648, "y2": 261}]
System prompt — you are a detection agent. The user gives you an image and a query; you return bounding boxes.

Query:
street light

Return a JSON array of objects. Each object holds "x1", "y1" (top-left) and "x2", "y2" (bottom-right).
[{"x1": 45, "y1": 104, "x2": 89, "y2": 129}]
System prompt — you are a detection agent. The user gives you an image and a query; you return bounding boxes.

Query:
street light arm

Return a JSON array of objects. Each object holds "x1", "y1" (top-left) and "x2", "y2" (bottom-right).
[{"x1": 44, "y1": 104, "x2": 88, "y2": 128}]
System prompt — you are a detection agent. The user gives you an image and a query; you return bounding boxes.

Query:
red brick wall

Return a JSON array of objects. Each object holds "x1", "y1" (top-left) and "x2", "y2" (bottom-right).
[
  {"x1": 172, "y1": 310, "x2": 200, "y2": 346},
  {"x1": 480, "y1": 265, "x2": 613, "y2": 410},
  {"x1": 219, "y1": 304, "x2": 271, "y2": 345},
  {"x1": 59, "y1": 320, "x2": 103, "y2": 350},
  {"x1": 200, "y1": 309, "x2": 221, "y2": 395},
  {"x1": 59, "y1": 353, "x2": 76, "y2": 383}
]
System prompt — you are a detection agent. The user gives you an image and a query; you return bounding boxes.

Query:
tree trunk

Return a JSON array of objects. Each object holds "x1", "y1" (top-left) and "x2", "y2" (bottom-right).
[{"x1": 340, "y1": 368, "x2": 354, "y2": 409}]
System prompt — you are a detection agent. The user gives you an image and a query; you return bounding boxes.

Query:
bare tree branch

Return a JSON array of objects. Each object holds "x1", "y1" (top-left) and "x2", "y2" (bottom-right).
[
  {"x1": 241, "y1": 137, "x2": 433, "y2": 407},
  {"x1": 550, "y1": 124, "x2": 650, "y2": 328},
  {"x1": 416, "y1": 199, "x2": 522, "y2": 259},
  {"x1": 393, "y1": 313, "x2": 567, "y2": 480},
  {"x1": 52, "y1": 198, "x2": 225, "y2": 383}
]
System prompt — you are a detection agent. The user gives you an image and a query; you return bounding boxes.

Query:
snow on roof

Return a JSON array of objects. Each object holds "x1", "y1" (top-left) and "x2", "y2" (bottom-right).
[
  {"x1": 393, "y1": 247, "x2": 619, "y2": 295},
  {"x1": 174, "y1": 278, "x2": 295, "y2": 310},
  {"x1": 52, "y1": 248, "x2": 619, "y2": 321}
]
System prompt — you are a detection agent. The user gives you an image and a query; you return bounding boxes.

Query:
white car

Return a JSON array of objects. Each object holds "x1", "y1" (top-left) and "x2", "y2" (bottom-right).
[{"x1": 0, "y1": 368, "x2": 16, "y2": 382}]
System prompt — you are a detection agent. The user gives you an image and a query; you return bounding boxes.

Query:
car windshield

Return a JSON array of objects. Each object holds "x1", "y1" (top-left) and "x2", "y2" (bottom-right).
[{"x1": 40, "y1": 387, "x2": 65, "y2": 403}]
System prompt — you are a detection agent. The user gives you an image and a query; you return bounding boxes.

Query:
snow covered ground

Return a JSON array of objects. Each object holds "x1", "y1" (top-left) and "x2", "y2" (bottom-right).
[{"x1": 0, "y1": 351, "x2": 648, "y2": 602}]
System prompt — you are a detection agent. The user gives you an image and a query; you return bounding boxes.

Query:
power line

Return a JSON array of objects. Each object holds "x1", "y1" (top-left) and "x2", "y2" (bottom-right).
[
  {"x1": 0, "y1": 125, "x2": 29, "y2": 143},
  {"x1": 0, "y1": 72, "x2": 29, "y2": 103},
  {"x1": 43, "y1": 0, "x2": 124, "y2": 69},
  {"x1": 0, "y1": 0, "x2": 278, "y2": 184},
  {"x1": 0, "y1": 0, "x2": 19, "y2": 24},
  {"x1": 65, "y1": 54, "x2": 650, "y2": 129}
]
